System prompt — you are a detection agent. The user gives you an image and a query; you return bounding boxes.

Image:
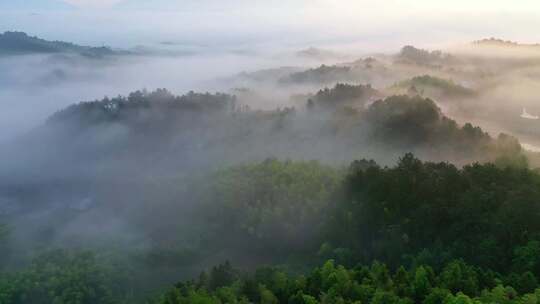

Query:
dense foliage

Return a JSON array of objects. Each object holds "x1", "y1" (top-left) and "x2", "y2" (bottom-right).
[
  {"x1": 198, "y1": 159, "x2": 342, "y2": 256},
  {"x1": 0, "y1": 251, "x2": 130, "y2": 304},
  {"x1": 155, "y1": 156, "x2": 540, "y2": 303},
  {"x1": 156, "y1": 259, "x2": 540, "y2": 304},
  {"x1": 327, "y1": 154, "x2": 538, "y2": 270},
  {"x1": 307, "y1": 83, "x2": 379, "y2": 110}
]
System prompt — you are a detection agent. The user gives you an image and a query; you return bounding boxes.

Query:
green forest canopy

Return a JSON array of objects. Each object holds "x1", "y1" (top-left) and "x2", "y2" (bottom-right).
[{"x1": 3, "y1": 155, "x2": 540, "y2": 303}]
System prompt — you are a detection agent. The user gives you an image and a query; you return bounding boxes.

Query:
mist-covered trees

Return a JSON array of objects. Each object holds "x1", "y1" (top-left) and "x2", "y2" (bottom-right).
[
  {"x1": 0, "y1": 250, "x2": 130, "y2": 304},
  {"x1": 365, "y1": 95, "x2": 449, "y2": 145},
  {"x1": 396, "y1": 46, "x2": 451, "y2": 66},
  {"x1": 307, "y1": 83, "x2": 379, "y2": 110},
  {"x1": 48, "y1": 89, "x2": 236, "y2": 128},
  {"x1": 2, "y1": 154, "x2": 540, "y2": 303},
  {"x1": 198, "y1": 159, "x2": 342, "y2": 255},
  {"x1": 1, "y1": 87, "x2": 537, "y2": 303},
  {"x1": 5, "y1": 22, "x2": 540, "y2": 304},
  {"x1": 21, "y1": 89, "x2": 526, "y2": 173},
  {"x1": 361, "y1": 95, "x2": 527, "y2": 165},
  {"x1": 394, "y1": 75, "x2": 475, "y2": 99},
  {"x1": 280, "y1": 64, "x2": 354, "y2": 84},
  {"x1": 0, "y1": 224, "x2": 9, "y2": 270}
]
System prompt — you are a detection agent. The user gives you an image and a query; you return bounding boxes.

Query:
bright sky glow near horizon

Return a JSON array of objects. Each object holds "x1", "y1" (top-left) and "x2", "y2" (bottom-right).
[{"x1": 2, "y1": 0, "x2": 540, "y2": 51}]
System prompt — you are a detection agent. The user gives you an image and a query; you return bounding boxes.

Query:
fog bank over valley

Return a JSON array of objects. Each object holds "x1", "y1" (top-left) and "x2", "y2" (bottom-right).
[{"x1": 3, "y1": 3, "x2": 540, "y2": 302}]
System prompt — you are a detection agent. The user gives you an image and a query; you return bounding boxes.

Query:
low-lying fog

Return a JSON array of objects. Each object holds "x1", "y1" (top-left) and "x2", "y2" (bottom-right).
[
  {"x1": 0, "y1": 42, "x2": 377, "y2": 143},
  {"x1": 0, "y1": 53, "x2": 265, "y2": 142},
  {"x1": 5, "y1": 41, "x2": 540, "y2": 152},
  {"x1": 4, "y1": 0, "x2": 540, "y2": 143}
]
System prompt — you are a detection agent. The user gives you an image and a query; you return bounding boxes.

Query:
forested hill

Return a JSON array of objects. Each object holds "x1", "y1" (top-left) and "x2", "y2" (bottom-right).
[
  {"x1": 0, "y1": 31, "x2": 122, "y2": 57},
  {"x1": 47, "y1": 89, "x2": 236, "y2": 126},
  {"x1": 35, "y1": 87, "x2": 527, "y2": 173},
  {"x1": 392, "y1": 75, "x2": 475, "y2": 99}
]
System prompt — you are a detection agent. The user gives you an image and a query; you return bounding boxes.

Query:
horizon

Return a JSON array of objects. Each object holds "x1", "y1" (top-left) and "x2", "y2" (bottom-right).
[{"x1": 3, "y1": 1, "x2": 540, "y2": 50}]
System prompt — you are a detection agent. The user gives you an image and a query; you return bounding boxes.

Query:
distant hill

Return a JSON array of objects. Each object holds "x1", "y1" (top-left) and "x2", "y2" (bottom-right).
[
  {"x1": 473, "y1": 38, "x2": 540, "y2": 48},
  {"x1": 34, "y1": 88, "x2": 521, "y2": 168},
  {"x1": 0, "y1": 31, "x2": 124, "y2": 58},
  {"x1": 279, "y1": 64, "x2": 354, "y2": 85},
  {"x1": 392, "y1": 75, "x2": 476, "y2": 98},
  {"x1": 395, "y1": 45, "x2": 453, "y2": 67},
  {"x1": 234, "y1": 66, "x2": 303, "y2": 83}
]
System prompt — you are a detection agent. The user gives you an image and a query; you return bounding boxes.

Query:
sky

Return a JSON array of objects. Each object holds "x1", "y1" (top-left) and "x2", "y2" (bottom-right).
[
  {"x1": 2, "y1": 1, "x2": 540, "y2": 50},
  {"x1": 2, "y1": 0, "x2": 540, "y2": 11}
]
